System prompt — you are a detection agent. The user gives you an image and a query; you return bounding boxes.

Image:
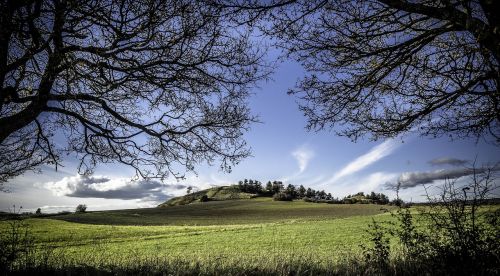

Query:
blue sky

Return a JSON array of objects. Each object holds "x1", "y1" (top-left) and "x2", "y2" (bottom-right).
[{"x1": 1, "y1": 55, "x2": 499, "y2": 213}]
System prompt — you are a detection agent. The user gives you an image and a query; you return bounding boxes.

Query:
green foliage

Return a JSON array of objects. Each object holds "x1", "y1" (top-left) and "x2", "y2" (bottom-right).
[
  {"x1": 303, "y1": 197, "x2": 342, "y2": 204},
  {"x1": 362, "y1": 219, "x2": 390, "y2": 274},
  {"x1": 272, "y1": 192, "x2": 293, "y2": 201},
  {"x1": 0, "y1": 213, "x2": 35, "y2": 273},
  {"x1": 238, "y1": 179, "x2": 263, "y2": 194},
  {"x1": 298, "y1": 185, "x2": 306, "y2": 198},
  {"x1": 271, "y1": 181, "x2": 284, "y2": 194},
  {"x1": 75, "y1": 204, "x2": 87, "y2": 213},
  {"x1": 343, "y1": 192, "x2": 390, "y2": 205},
  {"x1": 199, "y1": 195, "x2": 209, "y2": 202}
]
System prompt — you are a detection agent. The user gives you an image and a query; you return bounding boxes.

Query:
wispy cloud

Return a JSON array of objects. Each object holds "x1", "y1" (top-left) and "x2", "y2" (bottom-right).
[
  {"x1": 292, "y1": 145, "x2": 315, "y2": 174},
  {"x1": 428, "y1": 157, "x2": 469, "y2": 167},
  {"x1": 328, "y1": 139, "x2": 401, "y2": 184},
  {"x1": 39, "y1": 175, "x2": 186, "y2": 201}
]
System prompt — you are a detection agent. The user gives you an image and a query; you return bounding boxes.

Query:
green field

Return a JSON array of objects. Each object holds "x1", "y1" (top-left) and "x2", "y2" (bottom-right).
[{"x1": 0, "y1": 198, "x2": 397, "y2": 274}]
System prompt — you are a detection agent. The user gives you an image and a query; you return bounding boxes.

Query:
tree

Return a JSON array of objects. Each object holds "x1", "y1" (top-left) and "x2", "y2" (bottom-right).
[
  {"x1": 35, "y1": 208, "x2": 41, "y2": 215},
  {"x1": 0, "y1": 0, "x2": 269, "y2": 184},
  {"x1": 266, "y1": 0, "x2": 500, "y2": 143},
  {"x1": 186, "y1": 186, "x2": 193, "y2": 195},
  {"x1": 285, "y1": 184, "x2": 297, "y2": 198},
  {"x1": 326, "y1": 193, "x2": 332, "y2": 200},
  {"x1": 272, "y1": 191, "x2": 293, "y2": 201},
  {"x1": 265, "y1": 181, "x2": 273, "y2": 192},
  {"x1": 271, "y1": 180, "x2": 284, "y2": 194},
  {"x1": 298, "y1": 185, "x2": 306, "y2": 198},
  {"x1": 75, "y1": 204, "x2": 86, "y2": 213},
  {"x1": 254, "y1": 180, "x2": 263, "y2": 194},
  {"x1": 305, "y1": 187, "x2": 314, "y2": 198}
]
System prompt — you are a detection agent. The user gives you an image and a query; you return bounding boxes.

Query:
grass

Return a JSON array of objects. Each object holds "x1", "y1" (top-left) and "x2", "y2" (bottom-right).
[
  {"x1": 51, "y1": 197, "x2": 392, "y2": 225},
  {"x1": 0, "y1": 199, "x2": 396, "y2": 274},
  {"x1": 4, "y1": 200, "x2": 497, "y2": 275}
]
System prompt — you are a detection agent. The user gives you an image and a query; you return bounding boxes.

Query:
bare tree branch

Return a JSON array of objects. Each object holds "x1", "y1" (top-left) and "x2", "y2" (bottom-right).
[
  {"x1": 0, "y1": 0, "x2": 270, "y2": 185},
  {"x1": 264, "y1": 0, "x2": 500, "y2": 143}
]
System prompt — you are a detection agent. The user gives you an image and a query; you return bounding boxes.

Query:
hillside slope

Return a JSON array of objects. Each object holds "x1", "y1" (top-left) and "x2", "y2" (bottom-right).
[{"x1": 158, "y1": 185, "x2": 256, "y2": 207}]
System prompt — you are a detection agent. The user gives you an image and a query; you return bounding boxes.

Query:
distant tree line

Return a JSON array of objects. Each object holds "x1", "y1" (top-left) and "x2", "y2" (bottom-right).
[{"x1": 236, "y1": 179, "x2": 397, "y2": 205}]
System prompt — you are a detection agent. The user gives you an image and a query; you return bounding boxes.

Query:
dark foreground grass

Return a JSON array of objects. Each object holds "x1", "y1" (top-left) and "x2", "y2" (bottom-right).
[{"x1": 3, "y1": 252, "x2": 439, "y2": 276}]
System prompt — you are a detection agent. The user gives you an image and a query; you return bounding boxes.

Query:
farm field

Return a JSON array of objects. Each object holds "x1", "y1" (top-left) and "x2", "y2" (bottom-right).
[{"x1": 0, "y1": 199, "x2": 397, "y2": 274}]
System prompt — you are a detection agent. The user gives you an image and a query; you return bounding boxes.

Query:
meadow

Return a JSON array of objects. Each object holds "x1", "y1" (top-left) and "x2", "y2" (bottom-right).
[
  {"x1": 2, "y1": 197, "x2": 498, "y2": 275},
  {"x1": 0, "y1": 198, "x2": 398, "y2": 275}
]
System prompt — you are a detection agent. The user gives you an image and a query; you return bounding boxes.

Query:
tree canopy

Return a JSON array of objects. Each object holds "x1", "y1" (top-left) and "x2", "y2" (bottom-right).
[
  {"x1": 264, "y1": 0, "x2": 500, "y2": 142},
  {"x1": 0, "y1": 0, "x2": 269, "y2": 183}
]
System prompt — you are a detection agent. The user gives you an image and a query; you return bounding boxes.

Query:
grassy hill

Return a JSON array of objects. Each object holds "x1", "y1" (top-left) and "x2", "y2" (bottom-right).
[
  {"x1": 50, "y1": 197, "x2": 391, "y2": 226},
  {"x1": 44, "y1": 185, "x2": 394, "y2": 226},
  {"x1": 158, "y1": 185, "x2": 257, "y2": 207}
]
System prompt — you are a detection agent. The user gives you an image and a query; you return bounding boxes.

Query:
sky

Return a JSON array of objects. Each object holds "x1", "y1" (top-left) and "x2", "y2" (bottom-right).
[{"x1": 1, "y1": 54, "x2": 499, "y2": 213}]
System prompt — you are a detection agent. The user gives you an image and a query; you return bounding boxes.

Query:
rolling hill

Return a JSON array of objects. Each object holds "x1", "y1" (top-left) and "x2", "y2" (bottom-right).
[
  {"x1": 158, "y1": 185, "x2": 257, "y2": 207},
  {"x1": 48, "y1": 197, "x2": 391, "y2": 226}
]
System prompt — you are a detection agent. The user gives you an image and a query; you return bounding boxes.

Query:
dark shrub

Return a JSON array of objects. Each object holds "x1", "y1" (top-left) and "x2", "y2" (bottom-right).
[
  {"x1": 0, "y1": 210, "x2": 35, "y2": 273},
  {"x1": 75, "y1": 204, "x2": 87, "y2": 213},
  {"x1": 199, "y1": 195, "x2": 209, "y2": 202},
  {"x1": 273, "y1": 192, "x2": 293, "y2": 201}
]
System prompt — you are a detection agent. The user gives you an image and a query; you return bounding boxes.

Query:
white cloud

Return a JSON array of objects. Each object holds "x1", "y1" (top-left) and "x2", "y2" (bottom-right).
[
  {"x1": 39, "y1": 174, "x2": 185, "y2": 202},
  {"x1": 292, "y1": 145, "x2": 315, "y2": 174},
  {"x1": 328, "y1": 139, "x2": 401, "y2": 184}
]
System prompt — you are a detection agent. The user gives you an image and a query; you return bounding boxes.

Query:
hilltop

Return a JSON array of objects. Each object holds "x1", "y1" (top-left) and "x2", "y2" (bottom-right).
[
  {"x1": 158, "y1": 185, "x2": 257, "y2": 207},
  {"x1": 159, "y1": 180, "x2": 395, "y2": 207}
]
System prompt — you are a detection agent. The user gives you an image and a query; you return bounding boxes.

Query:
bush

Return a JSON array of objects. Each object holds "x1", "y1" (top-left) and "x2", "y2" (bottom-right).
[
  {"x1": 365, "y1": 164, "x2": 500, "y2": 275},
  {"x1": 273, "y1": 192, "x2": 293, "y2": 201},
  {"x1": 199, "y1": 195, "x2": 209, "y2": 202},
  {"x1": 0, "y1": 209, "x2": 35, "y2": 273},
  {"x1": 75, "y1": 204, "x2": 87, "y2": 213},
  {"x1": 362, "y1": 219, "x2": 390, "y2": 274},
  {"x1": 389, "y1": 198, "x2": 404, "y2": 207}
]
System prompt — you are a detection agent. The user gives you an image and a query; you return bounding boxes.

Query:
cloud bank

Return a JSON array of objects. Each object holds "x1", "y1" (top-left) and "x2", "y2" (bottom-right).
[
  {"x1": 387, "y1": 165, "x2": 500, "y2": 189},
  {"x1": 292, "y1": 145, "x2": 314, "y2": 174},
  {"x1": 328, "y1": 139, "x2": 401, "y2": 184},
  {"x1": 41, "y1": 175, "x2": 186, "y2": 202},
  {"x1": 428, "y1": 157, "x2": 468, "y2": 167}
]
